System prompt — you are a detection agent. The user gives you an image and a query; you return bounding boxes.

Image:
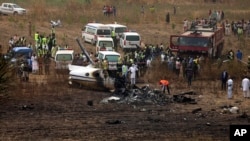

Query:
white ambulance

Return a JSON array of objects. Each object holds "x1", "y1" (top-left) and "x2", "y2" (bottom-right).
[{"x1": 82, "y1": 23, "x2": 111, "y2": 45}]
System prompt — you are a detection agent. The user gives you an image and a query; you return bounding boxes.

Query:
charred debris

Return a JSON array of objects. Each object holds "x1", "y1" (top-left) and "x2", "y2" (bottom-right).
[{"x1": 101, "y1": 85, "x2": 197, "y2": 105}]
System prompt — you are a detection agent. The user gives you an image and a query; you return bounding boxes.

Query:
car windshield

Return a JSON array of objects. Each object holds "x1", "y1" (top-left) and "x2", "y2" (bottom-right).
[
  {"x1": 126, "y1": 35, "x2": 140, "y2": 41},
  {"x1": 105, "y1": 55, "x2": 120, "y2": 62},
  {"x1": 97, "y1": 29, "x2": 111, "y2": 35},
  {"x1": 178, "y1": 37, "x2": 210, "y2": 47},
  {"x1": 99, "y1": 41, "x2": 113, "y2": 47},
  {"x1": 115, "y1": 27, "x2": 127, "y2": 33},
  {"x1": 12, "y1": 4, "x2": 21, "y2": 8},
  {"x1": 56, "y1": 54, "x2": 73, "y2": 61}
]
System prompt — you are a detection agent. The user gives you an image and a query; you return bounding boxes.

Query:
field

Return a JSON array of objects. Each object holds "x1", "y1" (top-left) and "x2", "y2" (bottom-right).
[{"x1": 1, "y1": 0, "x2": 250, "y2": 141}]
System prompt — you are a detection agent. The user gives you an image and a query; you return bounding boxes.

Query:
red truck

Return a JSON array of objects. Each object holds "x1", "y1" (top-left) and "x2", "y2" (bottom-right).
[{"x1": 169, "y1": 24, "x2": 225, "y2": 58}]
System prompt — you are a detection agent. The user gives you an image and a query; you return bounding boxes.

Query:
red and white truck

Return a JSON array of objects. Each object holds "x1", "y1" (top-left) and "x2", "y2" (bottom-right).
[{"x1": 169, "y1": 24, "x2": 225, "y2": 58}]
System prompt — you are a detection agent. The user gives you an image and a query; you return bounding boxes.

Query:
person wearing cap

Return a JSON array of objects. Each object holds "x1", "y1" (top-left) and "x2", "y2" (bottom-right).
[{"x1": 159, "y1": 77, "x2": 170, "y2": 94}]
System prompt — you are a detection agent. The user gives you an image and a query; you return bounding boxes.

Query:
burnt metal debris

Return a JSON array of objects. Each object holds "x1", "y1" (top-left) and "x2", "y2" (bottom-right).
[{"x1": 101, "y1": 85, "x2": 197, "y2": 105}]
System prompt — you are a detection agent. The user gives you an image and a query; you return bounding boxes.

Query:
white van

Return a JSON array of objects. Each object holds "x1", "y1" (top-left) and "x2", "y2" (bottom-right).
[
  {"x1": 106, "y1": 24, "x2": 128, "y2": 39},
  {"x1": 97, "y1": 51, "x2": 121, "y2": 70},
  {"x1": 120, "y1": 32, "x2": 141, "y2": 49},
  {"x1": 96, "y1": 37, "x2": 114, "y2": 53},
  {"x1": 82, "y1": 23, "x2": 111, "y2": 45},
  {"x1": 55, "y1": 49, "x2": 74, "y2": 69}
]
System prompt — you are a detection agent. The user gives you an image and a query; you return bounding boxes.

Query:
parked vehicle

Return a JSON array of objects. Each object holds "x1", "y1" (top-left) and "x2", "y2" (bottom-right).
[
  {"x1": 4, "y1": 47, "x2": 33, "y2": 72},
  {"x1": 96, "y1": 37, "x2": 114, "y2": 53},
  {"x1": 120, "y1": 32, "x2": 141, "y2": 50},
  {"x1": 106, "y1": 23, "x2": 128, "y2": 39},
  {"x1": 82, "y1": 23, "x2": 111, "y2": 45},
  {"x1": 0, "y1": 3, "x2": 26, "y2": 15},
  {"x1": 169, "y1": 23, "x2": 224, "y2": 58},
  {"x1": 97, "y1": 51, "x2": 121, "y2": 71},
  {"x1": 55, "y1": 49, "x2": 74, "y2": 69}
]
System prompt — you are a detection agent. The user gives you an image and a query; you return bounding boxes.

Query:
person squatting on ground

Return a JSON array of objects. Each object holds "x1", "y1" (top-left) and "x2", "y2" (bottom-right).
[
  {"x1": 221, "y1": 70, "x2": 228, "y2": 91},
  {"x1": 226, "y1": 76, "x2": 233, "y2": 99},
  {"x1": 241, "y1": 76, "x2": 250, "y2": 98},
  {"x1": 159, "y1": 78, "x2": 170, "y2": 94}
]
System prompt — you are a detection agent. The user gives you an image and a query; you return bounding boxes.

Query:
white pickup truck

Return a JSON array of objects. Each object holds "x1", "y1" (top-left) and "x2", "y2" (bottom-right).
[{"x1": 0, "y1": 3, "x2": 26, "y2": 15}]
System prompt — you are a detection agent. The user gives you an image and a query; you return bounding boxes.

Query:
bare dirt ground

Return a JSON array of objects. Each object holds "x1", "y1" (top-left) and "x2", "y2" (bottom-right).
[
  {"x1": 1, "y1": 1, "x2": 250, "y2": 141},
  {"x1": 0, "y1": 64, "x2": 250, "y2": 141}
]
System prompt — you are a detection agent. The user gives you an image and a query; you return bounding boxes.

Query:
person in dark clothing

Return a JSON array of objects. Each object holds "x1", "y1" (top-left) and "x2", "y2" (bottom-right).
[
  {"x1": 114, "y1": 72, "x2": 126, "y2": 89},
  {"x1": 166, "y1": 12, "x2": 170, "y2": 24},
  {"x1": 221, "y1": 70, "x2": 228, "y2": 91},
  {"x1": 186, "y1": 63, "x2": 193, "y2": 87},
  {"x1": 173, "y1": 6, "x2": 176, "y2": 15}
]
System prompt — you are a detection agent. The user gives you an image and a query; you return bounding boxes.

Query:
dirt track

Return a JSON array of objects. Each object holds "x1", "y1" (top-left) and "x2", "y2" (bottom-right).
[{"x1": 0, "y1": 72, "x2": 249, "y2": 141}]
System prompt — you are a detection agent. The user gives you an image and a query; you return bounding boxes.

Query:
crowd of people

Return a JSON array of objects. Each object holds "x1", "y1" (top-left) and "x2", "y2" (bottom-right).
[
  {"x1": 102, "y1": 5, "x2": 116, "y2": 17},
  {"x1": 221, "y1": 70, "x2": 250, "y2": 100}
]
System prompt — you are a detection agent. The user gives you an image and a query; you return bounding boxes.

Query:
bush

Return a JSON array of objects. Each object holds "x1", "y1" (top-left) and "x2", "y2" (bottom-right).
[{"x1": 0, "y1": 57, "x2": 15, "y2": 95}]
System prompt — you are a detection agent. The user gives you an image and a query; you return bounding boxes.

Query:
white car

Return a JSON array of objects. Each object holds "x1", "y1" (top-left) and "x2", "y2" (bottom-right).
[{"x1": 0, "y1": 3, "x2": 26, "y2": 15}]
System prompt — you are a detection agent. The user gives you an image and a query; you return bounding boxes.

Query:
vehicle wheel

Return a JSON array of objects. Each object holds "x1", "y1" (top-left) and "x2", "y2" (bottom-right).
[{"x1": 13, "y1": 12, "x2": 17, "y2": 16}]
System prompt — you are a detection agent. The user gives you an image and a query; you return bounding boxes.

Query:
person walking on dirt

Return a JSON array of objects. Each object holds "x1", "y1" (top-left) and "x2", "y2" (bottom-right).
[
  {"x1": 221, "y1": 70, "x2": 228, "y2": 91},
  {"x1": 241, "y1": 76, "x2": 250, "y2": 98},
  {"x1": 166, "y1": 12, "x2": 170, "y2": 24},
  {"x1": 44, "y1": 53, "x2": 51, "y2": 75},
  {"x1": 226, "y1": 76, "x2": 233, "y2": 99},
  {"x1": 159, "y1": 78, "x2": 170, "y2": 94},
  {"x1": 236, "y1": 49, "x2": 243, "y2": 61}
]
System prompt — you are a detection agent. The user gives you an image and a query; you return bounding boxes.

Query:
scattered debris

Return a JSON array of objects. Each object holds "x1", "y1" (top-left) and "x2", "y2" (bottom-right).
[
  {"x1": 100, "y1": 96, "x2": 121, "y2": 104},
  {"x1": 220, "y1": 105, "x2": 239, "y2": 114},
  {"x1": 87, "y1": 100, "x2": 93, "y2": 106},
  {"x1": 20, "y1": 104, "x2": 34, "y2": 110},
  {"x1": 101, "y1": 86, "x2": 198, "y2": 105},
  {"x1": 105, "y1": 120, "x2": 124, "y2": 124},
  {"x1": 206, "y1": 122, "x2": 211, "y2": 126},
  {"x1": 192, "y1": 108, "x2": 202, "y2": 114},
  {"x1": 237, "y1": 112, "x2": 248, "y2": 118},
  {"x1": 173, "y1": 91, "x2": 197, "y2": 104}
]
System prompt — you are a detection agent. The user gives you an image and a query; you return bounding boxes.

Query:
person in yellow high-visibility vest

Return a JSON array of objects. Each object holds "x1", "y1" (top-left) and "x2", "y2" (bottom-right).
[
  {"x1": 111, "y1": 30, "x2": 117, "y2": 50},
  {"x1": 42, "y1": 36, "x2": 47, "y2": 49},
  {"x1": 102, "y1": 59, "x2": 108, "y2": 79},
  {"x1": 34, "y1": 32, "x2": 39, "y2": 48}
]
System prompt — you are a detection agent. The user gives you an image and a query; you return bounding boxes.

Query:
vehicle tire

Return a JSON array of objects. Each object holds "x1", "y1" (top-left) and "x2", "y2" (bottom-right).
[{"x1": 13, "y1": 11, "x2": 17, "y2": 16}]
